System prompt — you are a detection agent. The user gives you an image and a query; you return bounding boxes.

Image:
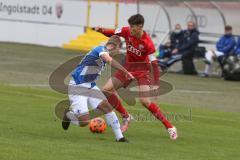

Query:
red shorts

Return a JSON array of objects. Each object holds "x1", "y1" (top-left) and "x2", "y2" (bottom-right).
[{"x1": 114, "y1": 70, "x2": 151, "y2": 88}]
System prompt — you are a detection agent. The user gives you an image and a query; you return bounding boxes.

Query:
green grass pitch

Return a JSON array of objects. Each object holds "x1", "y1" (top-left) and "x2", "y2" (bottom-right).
[
  {"x1": 0, "y1": 85, "x2": 240, "y2": 160},
  {"x1": 0, "y1": 42, "x2": 240, "y2": 160}
]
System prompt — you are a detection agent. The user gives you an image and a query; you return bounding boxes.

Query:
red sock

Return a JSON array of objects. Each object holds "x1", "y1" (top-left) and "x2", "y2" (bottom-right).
[
  {"x1": 107, "y1": 93, "x2": 129, "y2": 118},
  {"x1": 147, "y1": 102, "x2": 173, "y2": 129}
]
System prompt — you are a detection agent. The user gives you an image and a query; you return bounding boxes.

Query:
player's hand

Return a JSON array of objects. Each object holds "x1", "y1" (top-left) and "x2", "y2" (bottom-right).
[
  {"x1": 92, "y1": 26, "x2": 101, "y2": 32},
  {"x1": 126, "y1": 72, "x2": 135, "y2": 80},
  {"x1": 171, "y1": 48, "x2": 178, "y2": 54}
]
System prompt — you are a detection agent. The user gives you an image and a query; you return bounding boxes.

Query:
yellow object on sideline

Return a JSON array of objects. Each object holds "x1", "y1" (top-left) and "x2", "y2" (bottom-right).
[{"x1": 63, "y1": 28, "x2": 109, "y2": 52}]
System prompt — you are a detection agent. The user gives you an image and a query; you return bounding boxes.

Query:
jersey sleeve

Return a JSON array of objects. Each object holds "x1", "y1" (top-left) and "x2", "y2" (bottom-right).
[
  {"x1": 100, "y1": 26, "x2": 128, "y2": 38},
  {"x1": 100, "y1": 28, "x2": 115, "y2": 37},
  {"x1": 98, "y1": 46, "x2": 109, "y2": 57},
  {"x1": 93, "y1": 46, "x2": 108, "y2": 58},
  {"x1": 114, "y1": 27, "x2": 128, "y2": 38},
  {"x1": 146, "y1": 38, "x2": 156, "y2": 55},
  {"x1": 99, "y1": 51, "x2": 108, "y2": 57},
  {"x1": 148, "y1": 54, "x2": 157, "y2": 62}
]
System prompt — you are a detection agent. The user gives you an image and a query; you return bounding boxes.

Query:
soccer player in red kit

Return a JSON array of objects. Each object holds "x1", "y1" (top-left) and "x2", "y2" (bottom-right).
[{"x1": 93, "y1": 14, "x2": 178, "y2": 140}]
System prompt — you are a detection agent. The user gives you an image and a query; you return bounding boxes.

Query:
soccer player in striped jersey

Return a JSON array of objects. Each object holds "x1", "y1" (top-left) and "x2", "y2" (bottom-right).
[{"x1": 62, "y1": 35, "x2": 134, "y2": 142}]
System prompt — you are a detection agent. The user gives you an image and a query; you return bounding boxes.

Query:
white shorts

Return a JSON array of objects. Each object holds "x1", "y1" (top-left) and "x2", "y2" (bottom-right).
[
  {"x1": 205, "y1": 50, "x2": 224, "y2": 63},
  {"x1": 68, "y1": 80, "x2": 107, "y2": 116}
]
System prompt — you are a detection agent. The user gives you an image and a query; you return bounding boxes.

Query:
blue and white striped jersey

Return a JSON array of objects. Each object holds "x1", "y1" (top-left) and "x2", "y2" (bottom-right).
[{"x1": 72, "y1": 46, "x2": 108, "y2": 87}]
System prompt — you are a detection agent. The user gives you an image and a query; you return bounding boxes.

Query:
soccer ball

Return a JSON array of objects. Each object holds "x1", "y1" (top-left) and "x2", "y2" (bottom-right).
[{"x1": 89, "y1": 117, "x2": 107, "y2": 133}]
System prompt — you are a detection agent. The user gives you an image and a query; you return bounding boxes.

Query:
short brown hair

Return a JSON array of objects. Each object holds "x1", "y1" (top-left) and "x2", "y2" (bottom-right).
[
  {"x1": 128, "y1": 14, "x2": 144, "y2": 26},
  {"x1": 225, "y1": 25, "x2": 232, "y2": 31},
  {"x1": 106, "y1": 35, "x2": 122, "y2": 47}
]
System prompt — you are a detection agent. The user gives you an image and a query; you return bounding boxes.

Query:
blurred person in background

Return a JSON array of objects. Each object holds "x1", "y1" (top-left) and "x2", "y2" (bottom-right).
[
  {"x1": 234, "y1": 36, "x2": 240, "y2": 56},
  {"x1": 202, "y1": 25, "x2": 236, "y2": 77},
  {"x1": 157, "y1": 24, "x2": 184, "y2": 59},
  {"x1": 159, "y1": 21, "x2": 199, "y2": 75}
]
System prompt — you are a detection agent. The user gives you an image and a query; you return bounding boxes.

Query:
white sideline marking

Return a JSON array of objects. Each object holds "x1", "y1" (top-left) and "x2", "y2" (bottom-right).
[
  {"x1": 174, "y1": 90, "x2": 222, "y2": 94},
  {"x1": 8, "y1": 84, "x2": 49, "y2": 87}
]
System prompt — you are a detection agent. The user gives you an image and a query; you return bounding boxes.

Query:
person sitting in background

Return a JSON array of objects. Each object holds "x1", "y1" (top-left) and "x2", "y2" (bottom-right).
[
  {"x1": 157, "y1": 24, "x2": 184, "y2": 59},
  {"x1": 222, "y1": 36, "x2": 240, "y2": 81},
  {"x1": 157, "y1": 41, "x2": 173, "y2": 59},
  {"x1": 202, "y1": 25, "x2": 236, "y2": 77},
  {"x1": 234, "y1": 36, "x2": 240, "y2": 56},
  {"x1": 159, "y1": 21, "x2": 199, "y2": 75}
]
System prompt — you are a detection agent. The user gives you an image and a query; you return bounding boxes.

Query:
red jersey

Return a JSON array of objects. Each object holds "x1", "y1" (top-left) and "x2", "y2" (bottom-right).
[{"x1": 101, "y1": 26, "x2": 156, "y2": 72}]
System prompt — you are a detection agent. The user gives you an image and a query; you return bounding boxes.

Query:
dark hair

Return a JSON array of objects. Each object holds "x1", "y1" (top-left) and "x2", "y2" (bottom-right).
[
  {"x1": 128, "y1": 14, "x2": 144, "y2": 26},
  {"x1": 225, "y1": 25, "x2": 232, "y2": 31}
]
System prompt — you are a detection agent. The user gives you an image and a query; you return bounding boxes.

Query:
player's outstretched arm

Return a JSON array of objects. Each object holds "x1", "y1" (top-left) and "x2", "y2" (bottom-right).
[
  {"x1": 100, "y1": 53, "x2": 134, "y2": 80},
  {"x1": 92, "y1": 26, "x2": 115, "y2": 37}
]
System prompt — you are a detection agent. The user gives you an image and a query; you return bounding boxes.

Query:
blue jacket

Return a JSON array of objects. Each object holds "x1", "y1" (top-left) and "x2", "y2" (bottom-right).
[
  {"x1": 216, "y1": 34, "x2": 236, "y2": 54},
  {"x1": 234, "y1": 37, "x2": 240, "y2": 55}
]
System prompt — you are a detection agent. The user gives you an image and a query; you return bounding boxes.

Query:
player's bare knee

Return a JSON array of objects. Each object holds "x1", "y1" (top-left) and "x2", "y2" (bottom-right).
[
  {"x1": 97, "y1": 100, "x2": 113, "y2": 113},
  {"x1": 102, "y1": 82, "x2": 114, "y2": 94},
  {"x1": 102, "y1": 77, "x2": 123, "y2": 97},
  {"x1": 102, "y1": 89, "x2": 114, "y2": 97}
]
